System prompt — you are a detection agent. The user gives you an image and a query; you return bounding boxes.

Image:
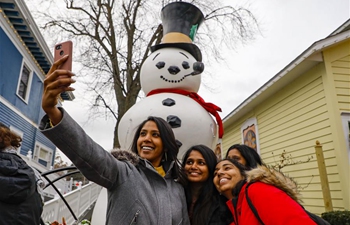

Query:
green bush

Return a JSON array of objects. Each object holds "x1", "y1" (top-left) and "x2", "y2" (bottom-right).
[{"x1": 321, "y1": 210, "x2": 350, "y2": 225}]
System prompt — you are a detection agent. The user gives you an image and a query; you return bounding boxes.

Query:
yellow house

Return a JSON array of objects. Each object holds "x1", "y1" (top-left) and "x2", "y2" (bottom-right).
[{"x1": 222, "y1": 19, "x2": 350, "y2": 214}]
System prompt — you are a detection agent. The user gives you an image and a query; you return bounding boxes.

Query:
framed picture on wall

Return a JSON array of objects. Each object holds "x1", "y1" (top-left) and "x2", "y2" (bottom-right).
[
  {"x1": 215, "y1": 142, "x2": 222, "y2": 160},
  {"x1": 241, "y1": 118, "x2": 260, "y2": 154}
]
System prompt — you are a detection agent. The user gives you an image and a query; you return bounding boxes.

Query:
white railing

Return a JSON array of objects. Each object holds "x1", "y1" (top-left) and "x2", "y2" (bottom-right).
[{"x1": 42, "y1": 182, "x2": 102, "y2": 224}]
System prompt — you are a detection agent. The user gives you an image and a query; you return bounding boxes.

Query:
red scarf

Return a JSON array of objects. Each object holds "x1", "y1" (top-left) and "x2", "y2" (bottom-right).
[{"x1": 147, "y1": 88, "x2": 224, "y2": 138}]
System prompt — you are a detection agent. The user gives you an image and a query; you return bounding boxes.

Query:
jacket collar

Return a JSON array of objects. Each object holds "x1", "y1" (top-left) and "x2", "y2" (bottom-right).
[
  {"x1": 110, "y1": 149, "x2": 175, "y2": 178},
  {"x1": 245, "y1": 165, "x2": 302, "y2": 203}
]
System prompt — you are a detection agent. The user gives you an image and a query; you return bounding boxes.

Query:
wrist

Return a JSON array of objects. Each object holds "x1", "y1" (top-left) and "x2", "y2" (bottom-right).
[{"x1": 46, "y1": 107, "x2": 63, "y2": 126}]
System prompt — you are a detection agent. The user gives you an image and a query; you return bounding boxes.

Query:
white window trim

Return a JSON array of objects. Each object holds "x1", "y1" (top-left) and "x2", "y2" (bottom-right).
[
  {"x1": 341, "y1": 112, "x2": 350, "y2": 163},
  {"x1": 240, "y1": 117, "x2": 261, "y2": 155},
  {"x1": 16, "y1": 60, "x2": 33, "y2": 103},
  {"x1": 9, "y1": 126, "x2": 23, "y2": 155},
  {"x1": 34, "y1": 141, "x2": 54, "y2": 169}
]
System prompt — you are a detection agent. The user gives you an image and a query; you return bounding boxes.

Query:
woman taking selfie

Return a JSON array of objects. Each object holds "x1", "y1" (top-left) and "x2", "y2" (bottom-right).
[
  {"x1": 182, "y1": 145, "x2": 232, "y2": 225},
  {"x1": 39, "y1": 57, "x2": 189, "y2": 224},
  {"x1": 213, "y1": 158, "x2": 316, "y2": 225}
]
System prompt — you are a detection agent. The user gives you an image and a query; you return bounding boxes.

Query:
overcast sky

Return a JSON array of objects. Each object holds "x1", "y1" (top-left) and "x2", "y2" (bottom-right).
[{"x1": 27, "y1": 0, "x2": 349, "y2": 159}]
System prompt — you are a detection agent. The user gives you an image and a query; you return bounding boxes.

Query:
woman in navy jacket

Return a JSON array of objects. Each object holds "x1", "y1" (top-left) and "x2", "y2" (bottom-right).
[{"x1": 0, "y1": 122, "x2": 43, "y2": 225}]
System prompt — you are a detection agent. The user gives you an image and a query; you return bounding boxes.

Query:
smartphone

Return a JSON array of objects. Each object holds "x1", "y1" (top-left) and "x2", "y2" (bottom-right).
[{"x1": 54, "y1": 41, "x2": 73, "y2": 71}]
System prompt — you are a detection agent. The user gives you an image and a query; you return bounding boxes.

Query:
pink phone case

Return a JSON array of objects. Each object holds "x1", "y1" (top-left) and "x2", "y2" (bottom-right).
[{"x1": 54, "y1": 41, "x2": 73, "y2": 71}]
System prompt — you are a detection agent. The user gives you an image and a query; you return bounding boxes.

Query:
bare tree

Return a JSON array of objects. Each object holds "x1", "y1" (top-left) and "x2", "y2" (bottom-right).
[
  {"x1": 270, "y1": 150, "x2": 314, "y2": 190},
  {"x1": 29, "y1": 0, "x2": 259, "y2": 148}
]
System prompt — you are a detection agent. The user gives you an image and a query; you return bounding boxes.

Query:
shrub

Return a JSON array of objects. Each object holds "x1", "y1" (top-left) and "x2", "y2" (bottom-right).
[{"x1": 321, "y1": 210, "x2": 350, "y2": 225}]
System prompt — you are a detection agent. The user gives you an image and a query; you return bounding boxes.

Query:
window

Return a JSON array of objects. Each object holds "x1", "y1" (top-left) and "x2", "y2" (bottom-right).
[
  {"x1": 34, "y1": 142, "x2": 53, "y2": 169},
  {"x1": 17, "y1": 62, "x2": 32, "y2": 101},
  {"x1": 241, "y1": 118, "x2": 261, "y2": 154},
  {"x1": 9, "y1": 126, "x2": 23, "y2": 155},
  {"x1": 341, "y1": 113, "x2": 350, "y2": 163}
]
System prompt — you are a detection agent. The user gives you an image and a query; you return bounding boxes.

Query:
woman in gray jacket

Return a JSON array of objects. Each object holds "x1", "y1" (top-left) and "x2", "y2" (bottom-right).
[{"x1": 40, "y1": 56, "x2": 189, "y2": 225}]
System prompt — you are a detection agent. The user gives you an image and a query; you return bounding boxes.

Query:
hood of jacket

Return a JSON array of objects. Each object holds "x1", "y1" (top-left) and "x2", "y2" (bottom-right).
[
  {"x1": 110, "y1": 149, "x2": 140, "y2": 165},
  {"x1": 110, "y1": 149, "x2": 175, "y2": 178},
  {"x1": 0, "y1": 152, "x2": 36, "y2": 204},
  {"x1": 245, "y1": 165, "x2": 302, "y2": 203}
]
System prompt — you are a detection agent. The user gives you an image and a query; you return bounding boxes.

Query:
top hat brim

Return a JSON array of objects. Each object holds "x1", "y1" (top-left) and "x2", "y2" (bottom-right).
[{"x1": 150, "y1": 43, "x2": 202, "y2": 62}]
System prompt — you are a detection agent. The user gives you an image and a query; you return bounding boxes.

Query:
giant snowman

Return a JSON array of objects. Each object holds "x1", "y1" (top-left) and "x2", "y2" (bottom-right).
[
  {"x1": 92, "y1": 2, "x2": 224, "y2": 223},
  {"x1": 118, "y1": 1, "x2": 223, "y2": 159}
]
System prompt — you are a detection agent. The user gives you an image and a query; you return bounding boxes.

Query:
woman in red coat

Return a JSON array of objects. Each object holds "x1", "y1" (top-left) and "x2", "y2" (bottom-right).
[{"x1": 213, "y1": 158, "x2": 316, "y2": 225}]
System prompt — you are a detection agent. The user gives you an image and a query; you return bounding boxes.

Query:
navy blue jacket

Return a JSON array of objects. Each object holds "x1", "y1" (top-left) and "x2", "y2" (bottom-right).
[{"x1": 0, "y1": 152, "x2": 43, "y2": 225}]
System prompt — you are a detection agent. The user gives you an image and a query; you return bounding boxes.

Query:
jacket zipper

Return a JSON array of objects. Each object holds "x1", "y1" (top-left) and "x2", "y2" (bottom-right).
[{"x1": 129, "y1": 210, "x2": 140, "y2": 225}]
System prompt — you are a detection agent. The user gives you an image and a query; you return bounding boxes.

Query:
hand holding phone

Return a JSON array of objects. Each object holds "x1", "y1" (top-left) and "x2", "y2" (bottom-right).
[{"x1": 54, "y1": 41, "x2": 73, "y2": 71}]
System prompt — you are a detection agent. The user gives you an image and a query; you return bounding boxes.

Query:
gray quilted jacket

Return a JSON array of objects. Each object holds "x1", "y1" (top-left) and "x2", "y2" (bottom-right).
[{"x1": 40, "y1": 108, "x2": 190, "y2": 225}]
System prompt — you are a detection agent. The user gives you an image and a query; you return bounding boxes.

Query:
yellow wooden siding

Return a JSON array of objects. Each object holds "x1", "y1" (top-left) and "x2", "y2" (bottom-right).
[
  {"x1": 332, "y1": 55, "x2": 350, "y2": 112},
  {"x1": 223, "y1": 39, "x2": 350, "y2": 212},
  {"x1": 323, "y1": 40, "x2": 350, "y2": 209},
  {"x1": 223, "y1": 63, "x2": 343, "y2": 213}
]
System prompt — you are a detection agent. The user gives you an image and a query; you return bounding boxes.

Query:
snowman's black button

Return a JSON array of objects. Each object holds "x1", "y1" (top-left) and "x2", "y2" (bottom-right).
[
  {"x1": 162, "y1": 98, "x2": 176, "y2": 106},
  {"x1": 167, "y1": 115, "x2": 181, "y2": 128}
]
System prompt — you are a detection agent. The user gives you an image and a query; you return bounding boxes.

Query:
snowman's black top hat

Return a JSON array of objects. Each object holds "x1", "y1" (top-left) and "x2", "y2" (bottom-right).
[{"x1": 150, "y1": 2, "x2": 205, "y2": 61}]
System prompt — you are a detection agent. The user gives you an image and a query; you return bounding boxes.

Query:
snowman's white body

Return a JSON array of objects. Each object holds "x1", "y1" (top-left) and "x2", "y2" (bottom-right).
[
  {"x1": 118, "y1": 47, "x2": 219, "y2": 159},
  {"x1": 118, "y1": 93, "x2": 217, "y2": 159}
]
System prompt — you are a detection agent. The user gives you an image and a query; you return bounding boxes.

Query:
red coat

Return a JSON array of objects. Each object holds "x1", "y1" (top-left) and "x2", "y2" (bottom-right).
[{"x1": 226, "y1": 182, "x2": 316, "y2": 225}]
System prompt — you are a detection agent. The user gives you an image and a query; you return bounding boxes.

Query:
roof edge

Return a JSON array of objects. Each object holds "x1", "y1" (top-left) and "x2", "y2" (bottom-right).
[
  {"x1": 15, "y1": 0, "x2": 53, "y2": 64},
  {"x1": 223, "y1": 24, "x2": 350, "y2": 125}
]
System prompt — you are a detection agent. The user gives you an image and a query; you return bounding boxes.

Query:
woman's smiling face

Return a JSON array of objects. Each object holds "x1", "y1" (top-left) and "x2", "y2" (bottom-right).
[
  {"x1": 184, "y1": 150, "x2": 209, "y2": 184},
  {"x1": 213, "y1": 160, "x2": 244, "y2": 199},
  {"x1": 137, "y1": 121, "x2": 164, "y2": 167}
]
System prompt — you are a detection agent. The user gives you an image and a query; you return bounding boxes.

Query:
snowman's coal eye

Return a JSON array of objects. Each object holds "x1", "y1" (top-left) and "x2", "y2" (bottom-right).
[
  {"x1": 182, "y1": 61, "x2": 190, "y2": 69},
  {"x1": 156, "y1": 61, "x2": 165, "y2": 69}
]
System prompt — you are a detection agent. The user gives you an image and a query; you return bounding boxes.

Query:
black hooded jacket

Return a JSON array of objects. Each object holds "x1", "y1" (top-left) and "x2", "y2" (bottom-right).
[{"x1": 0, "y1": 152, "x2": 43, "y2": 225}]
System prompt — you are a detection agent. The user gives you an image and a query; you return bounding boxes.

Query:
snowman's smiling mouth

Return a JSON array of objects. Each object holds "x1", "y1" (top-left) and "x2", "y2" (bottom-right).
[{"x1": 160, "y1": 75, "x2": 185, "y2": 83}]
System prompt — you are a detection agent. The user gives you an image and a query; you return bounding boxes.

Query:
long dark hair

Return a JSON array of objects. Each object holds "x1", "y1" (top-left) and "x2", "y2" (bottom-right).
[
  {"x1": 131, "y1": 116, "x2": 185, "y2": 183},
  {"x1": 225, "y1": 144, "x2": 263, "y2": 169},
  {"x1": 182, "y1": 145, "x2": 228, "y2": 225}
]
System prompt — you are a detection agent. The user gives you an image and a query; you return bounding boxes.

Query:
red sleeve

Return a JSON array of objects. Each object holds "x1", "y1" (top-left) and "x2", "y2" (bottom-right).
[{"x1": 246, "y1": 182, "x2": 316, "y2": 225}]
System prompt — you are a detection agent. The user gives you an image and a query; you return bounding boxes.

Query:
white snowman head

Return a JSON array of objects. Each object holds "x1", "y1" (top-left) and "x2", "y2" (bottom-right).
[
  {"x1": 141, "y1": 47, "x2": 204, "y2": 95},
  {"x1": 140, "y1": 1, "x2": 205, "y2": 96}
]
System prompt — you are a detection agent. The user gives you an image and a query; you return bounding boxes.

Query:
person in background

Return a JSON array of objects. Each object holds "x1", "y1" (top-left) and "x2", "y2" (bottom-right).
[
  {"x1": 39, "y1": 56, "x2": 189, "y2": 225},
  {"x1": 213, "y1": 158, "x2": 316, "y2": 225},
  {"x1": 182, "y1": 145, "x2": 233, "y2": 225},
  {"x1": 0, "y1": 122, "x2": 44, "y2": 225},
  {"x1": 225, "y1": 144, "x2": 263, "y2": 169}
]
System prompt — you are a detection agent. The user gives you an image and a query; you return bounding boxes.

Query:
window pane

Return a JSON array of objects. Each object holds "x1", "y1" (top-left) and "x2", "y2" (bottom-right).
[
  {"x1": 18, "y1": 83, "x2": 26, "y2": 98},
  {"x1": 34, "y1": 143, "x2": 53, "y2": 169},
  {"x1": 18, "y1": 64, "x2": 30, "y2": 99},
  {"x1": 21, "y1": 66, "x2": 30, "y2": 83},
  {"x1": 39, "y1": 149, "x2": 48, "y2": 159}
]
